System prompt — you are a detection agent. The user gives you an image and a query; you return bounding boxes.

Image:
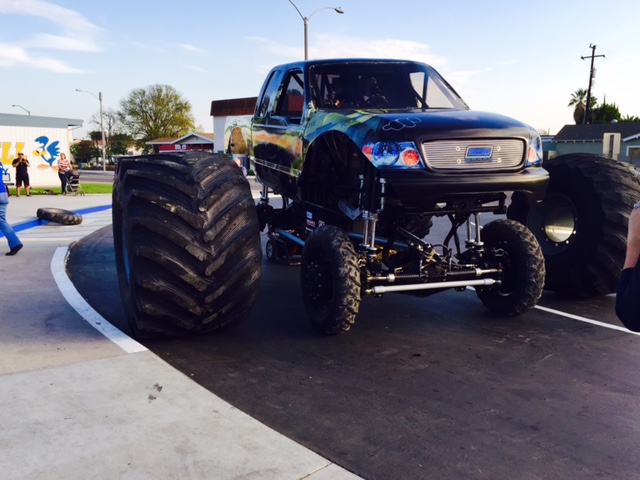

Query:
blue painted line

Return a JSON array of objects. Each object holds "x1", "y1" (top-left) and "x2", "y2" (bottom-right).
[
  {"x1": 1, "y1": 204, "x2": 112, "y2": 237},
  {"x1": 76, "y1": 205, "x2": 112, "y2": 216}
]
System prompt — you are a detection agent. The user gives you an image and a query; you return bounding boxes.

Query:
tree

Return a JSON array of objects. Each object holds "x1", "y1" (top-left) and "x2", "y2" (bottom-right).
[
  {"x1": 620, "y1": 115, "x2": 640, "y2": 123},
  {"x1": 119, "y1": 84, "x2": 195, "y2": 152},
  {"x1": 87, "y1": 130, "x2": 105, "y2": 162},
  {"x1": 70, "y1": 140, "x2": 98, "y2": 164},
  {"x1": 590, "y1": 100, "x2": 621, "y2": 124},
  {"x1": 90, "y1": 107, "x2": 131, "y2": 158},
  {"x1": 109, "y1": 132, "x2": 134, "y2": 156},
  {"x1": 568, "y1": 88, "x2": 598, "y2": 125}
]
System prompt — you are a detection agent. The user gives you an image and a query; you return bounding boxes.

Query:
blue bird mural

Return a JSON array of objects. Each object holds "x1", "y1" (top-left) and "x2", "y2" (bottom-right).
[{"x1": 33, "y1": 136, "x2": 60, "y2": 166}]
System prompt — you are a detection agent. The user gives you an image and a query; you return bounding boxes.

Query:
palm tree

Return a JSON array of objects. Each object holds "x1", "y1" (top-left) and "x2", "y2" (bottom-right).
[
  {"x1": 568, "y1": 89, "x2": 587, "y2": 124},
  {"x1": 620, "y1": 115, "x2": 640, "y2": 123},
  {"x1": 569, "y1": 89, "x2": 598, "y2": 124}
]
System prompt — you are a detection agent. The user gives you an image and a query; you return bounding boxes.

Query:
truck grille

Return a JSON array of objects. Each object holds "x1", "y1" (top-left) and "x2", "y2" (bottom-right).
[{"x1": 421, "y1": 139, "x2": 525, "y2": 171}]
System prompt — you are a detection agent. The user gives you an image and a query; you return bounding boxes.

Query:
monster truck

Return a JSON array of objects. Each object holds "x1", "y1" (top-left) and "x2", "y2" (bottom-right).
[{"x1": 112, "y1": 58, "x2": 640, "y2": 337}]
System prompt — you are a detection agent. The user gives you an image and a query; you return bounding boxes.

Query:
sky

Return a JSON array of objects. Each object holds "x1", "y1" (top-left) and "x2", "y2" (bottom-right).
[{"x1": 1, "y1": 0, "x2": 639, "y2": 140}]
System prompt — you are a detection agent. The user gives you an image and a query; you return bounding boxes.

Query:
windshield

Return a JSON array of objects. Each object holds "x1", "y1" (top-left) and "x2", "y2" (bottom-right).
[{"x1": 309, "y1": 61, "x2": 468, "y2": 111}]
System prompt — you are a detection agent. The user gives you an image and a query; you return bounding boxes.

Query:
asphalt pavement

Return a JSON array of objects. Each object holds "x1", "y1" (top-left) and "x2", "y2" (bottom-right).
[{"x1": 0, "y1": 190, "x2": 361, "y2": 480}]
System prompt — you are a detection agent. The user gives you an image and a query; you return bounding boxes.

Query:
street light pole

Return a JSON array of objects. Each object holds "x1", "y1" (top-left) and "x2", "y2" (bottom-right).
[
  {"x1": 76, "y1": 89, "x2": 107, "y2": 172},
  {"x1": 11, "y1": 104, "x2": 31, "y2": 115},
  {"x1": 288, "y1": 0, "x2": 344, "y2": 60}
]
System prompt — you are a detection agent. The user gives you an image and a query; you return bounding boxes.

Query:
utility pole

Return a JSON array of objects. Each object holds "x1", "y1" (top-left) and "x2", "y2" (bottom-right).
[{"x1": 580, "y1": 44, "x2": 605, "y2": 124}]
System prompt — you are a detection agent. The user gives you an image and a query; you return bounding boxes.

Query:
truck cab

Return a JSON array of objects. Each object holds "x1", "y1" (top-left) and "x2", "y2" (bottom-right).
[{"x1": 248, "y1": 59, "x2": 548, "y2": 220}]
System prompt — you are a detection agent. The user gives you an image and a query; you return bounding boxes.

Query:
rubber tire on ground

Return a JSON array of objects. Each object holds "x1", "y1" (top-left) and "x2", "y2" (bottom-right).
[
  {"x1": 508, "y1": 154, "x2": 640, "y2": 297},
  {"x1": 476, "y1": 219, "x2": 545, "y2": 316},
  {"x1": 112, "y1": 152, "x2": 262, "y2": 338},
  {"x1": 265, "y1": 239, "x2": 276, "y2": 262},
  {"x1": 265, "y1": 239, "x2": 282, "y2": 262},
  {"x1": 36, "y1": 207, "x2": 82, "y2": 225},
  {"x1": 300, "y1": 225, "x2": 361, "y2": 334}
]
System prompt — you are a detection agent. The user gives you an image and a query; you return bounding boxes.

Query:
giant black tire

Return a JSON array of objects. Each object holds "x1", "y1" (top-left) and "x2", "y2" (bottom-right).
[
  {"x1": 112, "y1": 152, "x2": 262, "y2": 338},
  {"x1": 300, "y1": 225, "x2": 361, "y2": 334},
  {"x1": 508, "y1": 154, "x2": 640, "y2": 297},
  {"x1": 36, "y1": 207, "x2": 83, "y2": 225},
  {"x1": 476, "y1": 219, "x2": 545, "y2": 316}
]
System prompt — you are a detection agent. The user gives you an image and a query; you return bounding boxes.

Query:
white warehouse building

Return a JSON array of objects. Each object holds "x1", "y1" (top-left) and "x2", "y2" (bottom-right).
[{"x1": 0, "y1": 113, "x2": 83, "y2": 188}]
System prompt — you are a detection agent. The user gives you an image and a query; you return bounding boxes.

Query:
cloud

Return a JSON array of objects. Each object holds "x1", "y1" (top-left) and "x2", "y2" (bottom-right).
[
  {"x1": 0, "y1": 42, "x2": 85, "y2": 73},
  {"x1": 187, "y1": 65, "x2": 208, "y2": 73},
  {"x1": 180, "y1": 44, "x2": 206, "y2": 54},
  {"x1": 249, "y1": 34, "x2": 449, "y2": 69},
  {"x1": 315, "y1": 34, "x2": 450, "y2": 69},
  {"x1": 0, "y1": 0, "x2": 102, "y2": 72},
  {"x1": 247, "y1": 33, "x2": 491, "y2": 95}
]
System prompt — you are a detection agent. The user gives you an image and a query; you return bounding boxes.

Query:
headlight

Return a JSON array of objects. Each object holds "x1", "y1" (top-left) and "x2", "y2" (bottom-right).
[
  {"x1": 526, "y1": 134, "x2": 543, "y2": 167},
  {"x1": 362, "y1": 141, "x2": 424, "y2": 169}
]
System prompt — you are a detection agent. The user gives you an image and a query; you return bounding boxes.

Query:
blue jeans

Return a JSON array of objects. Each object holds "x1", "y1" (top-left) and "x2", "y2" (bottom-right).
[{"x1": 0, "y1": 193, "x2": 22, "y2": 249}]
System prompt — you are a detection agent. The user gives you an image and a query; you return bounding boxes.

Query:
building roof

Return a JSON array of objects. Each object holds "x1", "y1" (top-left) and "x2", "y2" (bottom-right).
[
  {"x1": 0, "y1": 113, "x2": 83, "y2": 128},
  {"x1": 210, "y1": 97, "x2": 257, "y2": 117},
  {"x1": 172, "y1": 132, "x2": 214, "y2": 144},
  {"x1": 147, "y1": 132, "x2": 214, "y2": 145},
  {"x1": 555, "y1": 122, "x2": 640, "y2": 142},
  {"x1": 146, "y1": 137, "x2": 177, "y2": 145}
]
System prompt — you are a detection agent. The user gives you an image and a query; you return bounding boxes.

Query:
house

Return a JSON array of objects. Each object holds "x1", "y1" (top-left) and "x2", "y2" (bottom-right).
[
  {"x1": 146, "y1": 132, "x2": 214, "y2": 153},
  {"x1": 552, "y1": 122, "x2": 640, "y2": 166},
  {"x1": 1, "y1": 113, "x2": 83, "y2": 187}
]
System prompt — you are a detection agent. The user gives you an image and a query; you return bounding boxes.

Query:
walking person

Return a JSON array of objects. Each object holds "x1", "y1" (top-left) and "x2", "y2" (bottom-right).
[
  {"x1": 11, "y1": 152, "x2": 31, "y2": 197},
  {"x1": 616, "y1": 202, "x2": 640, "y2": 330},
  {"x1": 57, "y1": 152, "x2": 71, "y2": 194},
  {"x1": 0, "y1": 181, "x2": 23, "y2": 256}
]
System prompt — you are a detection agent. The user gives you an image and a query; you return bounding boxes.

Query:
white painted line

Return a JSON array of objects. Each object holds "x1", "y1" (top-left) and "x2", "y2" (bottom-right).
[
  {"x1": 468, "y1": 285, "x2": 635, "y2": 336},
  {"x1": 51, "y1": 247, "x2": 148, "y2": 353},
  {"x1": 534, "y1": 304, "x2": 640, "y2": 336}
]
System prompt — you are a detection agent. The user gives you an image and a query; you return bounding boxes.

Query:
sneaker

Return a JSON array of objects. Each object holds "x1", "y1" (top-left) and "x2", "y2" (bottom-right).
[{"x1": 6, "y1": 244, "x2": 23, "y2": 256}]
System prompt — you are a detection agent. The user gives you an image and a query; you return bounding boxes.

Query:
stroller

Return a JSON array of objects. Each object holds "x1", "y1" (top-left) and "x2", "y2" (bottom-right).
[{"x1": 65, "y1": 169, "x2": 85, "y2": 196}]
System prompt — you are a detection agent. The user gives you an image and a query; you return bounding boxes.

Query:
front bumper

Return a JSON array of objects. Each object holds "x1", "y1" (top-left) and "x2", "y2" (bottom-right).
[{"x1": 380, "y1": 166, "x2": 549, "y2": 210}]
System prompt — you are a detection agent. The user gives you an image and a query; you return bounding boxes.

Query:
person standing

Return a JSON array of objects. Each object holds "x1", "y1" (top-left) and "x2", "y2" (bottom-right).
[
  {"x1": 11, "y1": 152, "x2": 31, "y2": 197},
  {"x1": 616, "y1": 202, "x2": 640, "y2": 329},
  {"x1": 0, "y1": 181, "x2": 23, "y2": 255},
  {"x1": 57, "y1": 152, "x2": 71, "y2": 194}
]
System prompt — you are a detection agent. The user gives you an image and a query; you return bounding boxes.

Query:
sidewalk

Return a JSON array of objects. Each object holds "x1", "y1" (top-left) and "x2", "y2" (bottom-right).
[{"x1": 0, "y1": 194, "x2": 360, "y2": 479}]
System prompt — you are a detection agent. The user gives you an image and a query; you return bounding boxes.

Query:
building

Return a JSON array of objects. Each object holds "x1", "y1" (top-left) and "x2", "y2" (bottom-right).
[
  {"x1": 146, "y1": 132, "x2": 214, "y2": 153},
  {"x1": 1, "y1": 113, "x2": 83, "y2": 187},
  {"x1": 552, "y1": 122, "x2": 640, "y2": 166},
  {"x1": 210, "y1": 97, "x2": 257, "y2": 153}
]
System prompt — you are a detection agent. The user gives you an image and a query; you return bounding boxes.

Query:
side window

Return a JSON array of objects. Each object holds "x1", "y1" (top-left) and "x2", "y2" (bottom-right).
[
  {"x1": 256, "y1": 70, "x2": 280, "y2": 118},
  {"x1": 275, "y1": 70, "x2": 305, "y2": 123}
]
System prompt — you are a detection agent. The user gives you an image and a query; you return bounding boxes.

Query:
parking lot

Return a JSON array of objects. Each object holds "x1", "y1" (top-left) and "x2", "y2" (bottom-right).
[{"x1": 67, "y1": 208, "x2": 640, "y2": 479}]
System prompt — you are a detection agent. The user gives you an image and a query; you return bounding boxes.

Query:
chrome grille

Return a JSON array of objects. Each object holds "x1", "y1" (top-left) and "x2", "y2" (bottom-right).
[{"x1": 421, "y1": 139, "x2": 525, "y2": 171}]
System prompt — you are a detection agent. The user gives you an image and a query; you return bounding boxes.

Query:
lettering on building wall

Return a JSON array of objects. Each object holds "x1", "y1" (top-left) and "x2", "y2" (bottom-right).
[{"x1": 0, "y1": 142, "x2": 25, "y2": 176}]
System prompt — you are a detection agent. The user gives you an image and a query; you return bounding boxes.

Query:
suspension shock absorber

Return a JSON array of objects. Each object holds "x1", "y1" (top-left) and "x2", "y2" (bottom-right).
[
  {"x1": 360, "y1": 173, "x2": 386, "y2": 252},
  {"x1": 464, "y1": 212, "x2": 484, "y2": 250},
  {"x1": 473, "y1": 212, "x2": 483, "y2": 250}
]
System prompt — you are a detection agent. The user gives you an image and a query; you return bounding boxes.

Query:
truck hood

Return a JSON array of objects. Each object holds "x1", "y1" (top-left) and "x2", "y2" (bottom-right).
[{"x1": 306, "y1": 108, "x2": 535, "y2": 147}]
